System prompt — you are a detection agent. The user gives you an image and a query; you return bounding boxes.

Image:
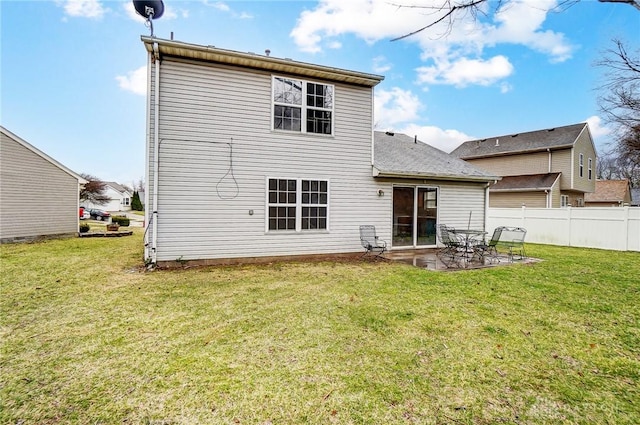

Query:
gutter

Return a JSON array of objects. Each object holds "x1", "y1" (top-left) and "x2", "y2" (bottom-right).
[{"x1": 372, "y1": 167, "x2": 500, "y2": 183}]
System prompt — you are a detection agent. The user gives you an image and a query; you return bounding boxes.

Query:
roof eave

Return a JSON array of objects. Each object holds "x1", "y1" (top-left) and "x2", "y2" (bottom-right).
[
  {"x1": 373, "y1": 167, "x2": 499, "y2": 183},
  {"x1": 459, "y1": 144, "x2": 575, "y2": 160},
  {"x1": 141, "y1": 36, "x2": 385, "y2": 87}
]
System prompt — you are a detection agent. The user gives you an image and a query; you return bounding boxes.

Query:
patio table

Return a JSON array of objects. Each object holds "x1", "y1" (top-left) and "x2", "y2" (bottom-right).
[{"x1": 452, "y1": 229, "x2": 487, "y2": 266}]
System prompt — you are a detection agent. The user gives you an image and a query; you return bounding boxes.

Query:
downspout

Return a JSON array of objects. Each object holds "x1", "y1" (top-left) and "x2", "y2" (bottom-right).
[
  {"x1": 151, "y1": 41, "x2": 160, "y2": 264},
  {"x1": 484, "y1": 181, "x2": 494, "y2": 230},
  {"x1": 547, "y1": 148, "x2": 551, "y2": 172},
  {"x1": 143, "y1": 47, "x2": 152, "y2": 259},
  {"x1": 545, "y1": 189, "x2": 550, "y2": 208}
]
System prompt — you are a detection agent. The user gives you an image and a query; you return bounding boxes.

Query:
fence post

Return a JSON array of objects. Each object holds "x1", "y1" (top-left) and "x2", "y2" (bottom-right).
[
  {"x1": 567, "y1": 206, "x2": 572, "y2": 247},
  {"x1": 623, "y1": 206, "x2": 629, "y2": 251}
]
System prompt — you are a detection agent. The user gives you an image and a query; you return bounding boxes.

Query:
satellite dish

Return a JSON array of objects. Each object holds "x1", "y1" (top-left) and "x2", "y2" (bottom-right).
[
  {"x1": 133, "y1": 0, "x2": 164, "y2": 20},
  {"x1": 133, "y1": 0, "x2": 164, "y2": 36}
]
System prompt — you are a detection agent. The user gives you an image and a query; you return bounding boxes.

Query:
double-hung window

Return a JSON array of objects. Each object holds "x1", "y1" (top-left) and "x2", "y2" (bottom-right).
[
  {"x1": 273, "y1": 77, "x2": 334, "y2": 135},
  {"x1": 588, "y1": 158, "x2": 593, "y2": 180},
  {"x1": 579, "y1": 153, "x2": 584, "y2": 178},
  {"x1": 267, "y1": 178, "x2": 329, "y2": 232}
]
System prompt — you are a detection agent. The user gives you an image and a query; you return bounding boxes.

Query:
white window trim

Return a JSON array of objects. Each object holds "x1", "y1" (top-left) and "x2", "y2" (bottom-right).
[
  {"x1": 265, "y1": 177, "x2": 330, "y2": 233},
  {"x1": 271, "y1": 76, "x2": 335, "y2": 136},
  {"x1": 579, "y1": 153, "x2": 584, "y2": 178},
  {"x1": 588, "y1": 158, "x2": 593, "y2": 180},
  {"x1": 561, "y1": 194, "x2": 569, "y2": 207}
]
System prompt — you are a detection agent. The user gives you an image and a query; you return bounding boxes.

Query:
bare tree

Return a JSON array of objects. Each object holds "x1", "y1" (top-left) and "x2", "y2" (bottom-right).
[
  {"x1": 390, "y1": 0, "x2": 639, "y2": 41},
  {"x1": 80, "y1": 174, "x2": 110, "y2": 206},
  {"x1": 596, "y1": 39, "x2": 640, "y2": 184}
]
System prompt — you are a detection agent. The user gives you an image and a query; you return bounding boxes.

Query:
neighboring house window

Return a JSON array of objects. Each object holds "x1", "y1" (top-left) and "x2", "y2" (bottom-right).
[
  {"x1": 579, "y1": 153, "x2": 584, "y2": 178},
  {"x1": 576, "y1": 198, "x2": 584, "y2": 207},
  {"x1": 123, "y1": 198, "x2": 130, "y2": 206},
  {"x1": 588, "y1": 158, "x2": 593, "y2": 180},
  {"x1": 561, "y1": 195, "x2": 569, "y2": 207},
  {"x1": 273, "y1": 77, "x2": 333, "y2": 135},
  {"x1": 267, "y1": 178, "x2": 328, "y2": 231}
]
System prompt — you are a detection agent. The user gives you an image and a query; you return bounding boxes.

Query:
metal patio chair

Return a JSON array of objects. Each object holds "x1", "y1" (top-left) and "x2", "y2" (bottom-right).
[
  {"x1": 473, "y1": 226, "x2": 504, "y2": 263},
  {"x1": 359, "y1": 225, "x2": 387, "y2": 257},
  {"x1": 437, "y1": 224, "x2": 465, "y2": 267},
  {"x1": 498, "y1": 227, "x2": 527, "y2": 262}
]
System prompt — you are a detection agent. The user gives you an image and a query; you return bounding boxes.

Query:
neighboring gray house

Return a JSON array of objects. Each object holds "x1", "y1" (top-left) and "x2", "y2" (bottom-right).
[
  {"x1": 1, "y1": 126, "x2": 87, "y2": 243},
  {"x1": 451, "y1": 123, "x2": 597, "y2": 208},
  {"x1": 141, "y1": 37, "x2": 499, "y2": 266}
]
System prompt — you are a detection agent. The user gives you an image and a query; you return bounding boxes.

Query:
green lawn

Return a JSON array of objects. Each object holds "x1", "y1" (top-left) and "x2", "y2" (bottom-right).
[{"x1": 1, "y1": 231, "x2": 639, "y2": 424}]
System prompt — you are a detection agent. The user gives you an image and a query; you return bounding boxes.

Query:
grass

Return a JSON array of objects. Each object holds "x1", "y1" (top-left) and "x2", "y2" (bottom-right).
[{"x1": 1, "y1": 231, "x2": 639, "y2": 424}]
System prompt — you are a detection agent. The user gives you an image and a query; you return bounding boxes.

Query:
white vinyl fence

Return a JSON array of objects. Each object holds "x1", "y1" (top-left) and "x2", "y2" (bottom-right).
[{"x1": 487, "y1": 207, "x2": 640, "y2": 252}]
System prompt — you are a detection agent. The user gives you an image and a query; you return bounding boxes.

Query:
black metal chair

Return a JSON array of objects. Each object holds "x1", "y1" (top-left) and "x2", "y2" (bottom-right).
[
  {"x1": 437, "y1": 224, "x2": 465, "y2": 267},
  {"x1": 473, "y1": 226, "x2": 504, "y2": 263},
  {"x1": 359, "y1": 225, "x2": 387, "y2": 257}
]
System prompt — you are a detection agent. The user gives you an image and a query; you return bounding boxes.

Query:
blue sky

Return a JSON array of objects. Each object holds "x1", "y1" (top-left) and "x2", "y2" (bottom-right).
[{"x1": 1, "y1": 0, "x2": 639, "y2": 187}]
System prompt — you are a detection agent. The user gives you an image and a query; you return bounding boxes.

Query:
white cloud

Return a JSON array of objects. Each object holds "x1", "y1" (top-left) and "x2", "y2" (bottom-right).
[
  {"x1": 585, "y1": 115, "x2": 613, "y2": 152},
  {"x1": 59, "y1": 0, "x2": 106, "y2": 19},
  {"x1": 290, "y1": 0, "x2": 574, "y2": 88},
  {"x1": 373, "y1": 56, "x2": 392, "y2": 74},
  {"x1": 416, "y1": 55, "x2": 514, "y2": 88},
  {"x1": 203, "y1": 0, "x2": 252, "y2": 19},
  {"x1": 116, "y1": 66, "x2": 147, "y2": 96},
  {"x1": 374, "y1": 87, "x2": 421, "y2": 128},
  {"x1": 209, "y1": 2, "x2": 230, "y2": 12},
  {"x1": 399, "y1": 124, "x2": 472, "y2": 153}
]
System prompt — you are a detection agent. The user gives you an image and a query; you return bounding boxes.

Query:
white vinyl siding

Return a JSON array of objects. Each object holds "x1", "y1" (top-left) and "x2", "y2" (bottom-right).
[
  {"x1": 147, "y1": 58, "x2": 381, "y2": 261},
  {"x1": 1, "y1": 131, "x2": 79, "y2": 241}
]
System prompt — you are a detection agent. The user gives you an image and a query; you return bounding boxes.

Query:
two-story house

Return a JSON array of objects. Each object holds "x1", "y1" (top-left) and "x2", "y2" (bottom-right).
[
  {"x1": 141, "y1": 37, "x2": 498, "y2": 266},
  {"x1": 451, "y1": 123, "x2": 597, "y2": 208}
]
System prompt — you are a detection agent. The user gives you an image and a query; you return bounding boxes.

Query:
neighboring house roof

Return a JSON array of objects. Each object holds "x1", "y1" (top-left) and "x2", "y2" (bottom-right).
[
  {"x1": 142, "y1": 36, "x2": 385, "y2": 88},
  {"x1": 490, "y1": 173, "x2": 561, "y2": 192},
  {"x1": 0, "y1": 126, "x2": 87, "y2": 184},
  {"x1": 585, "y1": 179, "x2": 631, "y2": 203},
  {"x1": 105, "y1": 181, "x2": 132, "y2": 195},
  {"x1": 451, "y1": 122, "x2": 589, "y2": 159},
  {"x1": 373, "y1": 131, "x2": 500, "y2": 182}
]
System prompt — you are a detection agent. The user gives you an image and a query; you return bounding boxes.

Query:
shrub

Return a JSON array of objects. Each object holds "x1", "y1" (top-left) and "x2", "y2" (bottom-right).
[
  {"x1": 79, "y1": 223, "x2": 90, "y2": 233},
  {"x1": 111, "y1": 216, "x2": 130, "y2": 226}
]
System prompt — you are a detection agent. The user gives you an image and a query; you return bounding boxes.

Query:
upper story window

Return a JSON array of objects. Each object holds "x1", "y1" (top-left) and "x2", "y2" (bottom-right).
[
  {"x1": 588, "y1": 158, "x2": 593, "y2": 180},
  {"x1": 579, "y1": 153, "x2": 584, "y2": 178},
  {"x1": 273, "y1": 77, "x2": 334, "y2": 135}
]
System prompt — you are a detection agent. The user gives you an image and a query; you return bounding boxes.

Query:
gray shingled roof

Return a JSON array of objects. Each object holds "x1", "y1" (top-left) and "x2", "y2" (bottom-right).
[
  {"x1": 451, "y1": 122, "x2": 588, "y2": 159},
  {"x1": 491, "y1": 173, "x2": 561, "y2": 192},
  {"x1": 373, "y1": 131, "x2": 499, "y2": 182}
]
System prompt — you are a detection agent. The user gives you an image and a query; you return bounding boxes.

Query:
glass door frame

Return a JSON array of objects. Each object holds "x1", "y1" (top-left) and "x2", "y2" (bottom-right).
[{"x1": 392, "y1": 185, "x2": 439, "y2": 249}]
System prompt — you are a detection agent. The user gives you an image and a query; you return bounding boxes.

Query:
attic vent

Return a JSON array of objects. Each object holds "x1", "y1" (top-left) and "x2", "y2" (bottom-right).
[
  {"x1": 385, "y1": 131, "x2": 395, "y2": 136},
  {"x1": 495, "y1": 138, "x2": 500, "y2": 147},
  {"x1": 511, "y1": 134, "x2": 519, "y2": 137},
  {"x1": 547, "y1": 128, "x2": 555, "y2": 132}
]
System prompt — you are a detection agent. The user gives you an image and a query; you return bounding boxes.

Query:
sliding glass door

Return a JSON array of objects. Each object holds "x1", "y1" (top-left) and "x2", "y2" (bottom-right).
[{"x1": 393, "y1": 186, "x2": 438, "y2": 248}]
